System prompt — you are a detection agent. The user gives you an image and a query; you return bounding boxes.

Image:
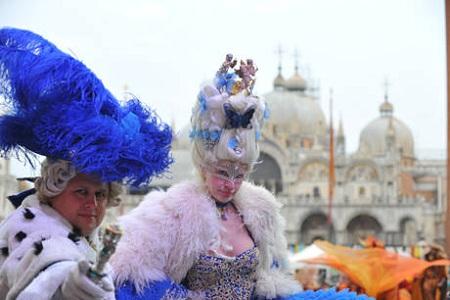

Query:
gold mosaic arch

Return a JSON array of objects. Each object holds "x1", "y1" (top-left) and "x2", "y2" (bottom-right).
[
  {"x1": 298, "y1": 160, "x2": 329, "y2": 182},
  {"x1": 345, "y1": 163, "x2": 379, "y2": 182}
]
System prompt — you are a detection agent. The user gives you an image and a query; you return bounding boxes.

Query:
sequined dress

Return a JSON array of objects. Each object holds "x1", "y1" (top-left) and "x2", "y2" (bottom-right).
[{"x1": 184, "y1": 247, "x2": 260, "y2": 299}]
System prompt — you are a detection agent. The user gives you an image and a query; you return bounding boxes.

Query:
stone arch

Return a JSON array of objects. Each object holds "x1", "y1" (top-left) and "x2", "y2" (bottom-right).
[
  {"x1": 346, "y1": 214, "x2": 382, "y2": 245},
  {"x1": 399, "y1": 216, "x2": 418, "y2": 246},
  {"x1": 345, "y1": 161, "x2": 380, "y2": 182},
  {"x1": 298, "y1": 159, "x2": 329, "y2": 182},
  {"x1": 344, "y1": 160, "x2": 382, "y2": 203},
  {"x1": 300, "y1": 212, "x2": 335, "y2": 245},
  {"x1": 295, "y1": 158, "x2": 329, "y2": 202},
  {"x1": 251, "y1": 152, "x2": 283, "y2": 194}
]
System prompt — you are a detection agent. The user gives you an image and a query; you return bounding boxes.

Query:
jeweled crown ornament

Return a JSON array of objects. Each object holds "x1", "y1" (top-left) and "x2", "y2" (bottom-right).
[{"x1": 214, "y1": 54, "x2": 258, "y2": 96}]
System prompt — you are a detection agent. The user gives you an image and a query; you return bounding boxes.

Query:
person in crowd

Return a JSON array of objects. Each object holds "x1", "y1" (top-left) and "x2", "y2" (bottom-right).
[{"x1": 411, "y1": 244, "x2": 448, "y2": 300}]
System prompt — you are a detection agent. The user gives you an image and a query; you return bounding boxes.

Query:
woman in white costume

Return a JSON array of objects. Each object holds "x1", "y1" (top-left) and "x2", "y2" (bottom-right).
[{"x1": 112, "y1": 55, "x2": 372, "y2": 300}]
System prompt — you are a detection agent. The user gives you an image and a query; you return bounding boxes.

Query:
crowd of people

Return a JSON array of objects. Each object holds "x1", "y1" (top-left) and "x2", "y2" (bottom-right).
[{"x1": 0, "y1": 27, "x2": 442, "y2": 300}]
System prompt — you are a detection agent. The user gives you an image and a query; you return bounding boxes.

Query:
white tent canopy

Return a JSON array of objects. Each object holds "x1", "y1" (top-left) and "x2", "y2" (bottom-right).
[{"x1": 288, "y1": 244, "x2": 325, "y2": 270}]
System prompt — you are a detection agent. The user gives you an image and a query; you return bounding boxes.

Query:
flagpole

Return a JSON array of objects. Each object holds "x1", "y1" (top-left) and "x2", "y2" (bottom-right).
[{"x1": 327, "y1": 89, "x2": 335, "y2": 226}]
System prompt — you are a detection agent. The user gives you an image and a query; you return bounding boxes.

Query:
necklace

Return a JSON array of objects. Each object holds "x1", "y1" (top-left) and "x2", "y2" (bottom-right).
[{"x1": 215, "y1": 200, "x2": 232, "y2": 220}]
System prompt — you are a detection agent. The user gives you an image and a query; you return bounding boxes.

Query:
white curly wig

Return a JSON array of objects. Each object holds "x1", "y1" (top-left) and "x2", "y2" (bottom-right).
[
  {"x1": 190, "y1": 83, "x2": 267, "y2": 173},
  {"x1": 35, "y1": 158, "x2": 122, "y2": 207}
]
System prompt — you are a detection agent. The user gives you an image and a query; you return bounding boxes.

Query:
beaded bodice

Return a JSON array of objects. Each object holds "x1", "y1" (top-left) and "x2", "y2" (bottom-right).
[{"x1": 184, "y1": 247, "x2": 260, "y2": 299}]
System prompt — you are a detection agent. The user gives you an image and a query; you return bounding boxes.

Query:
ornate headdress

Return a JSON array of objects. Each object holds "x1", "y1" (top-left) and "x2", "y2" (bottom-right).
[
  {"x1": 190, "y1": 54, "x2": 269, "y2": 170},
  {"x1": 0, "y1": 28, "x2": 172, "y2": 186}
]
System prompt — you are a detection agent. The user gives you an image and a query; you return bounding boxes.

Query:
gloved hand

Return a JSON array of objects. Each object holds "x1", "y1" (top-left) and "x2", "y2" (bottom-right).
[{"x1": 61, "y1": 260, "x2": 115, "y2": 300}]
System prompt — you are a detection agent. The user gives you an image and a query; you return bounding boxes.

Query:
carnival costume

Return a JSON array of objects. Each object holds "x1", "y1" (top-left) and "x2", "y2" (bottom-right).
[
  {"x1": 111, "y1": 55, "x2": 372, "y2": 299},
  {"x1": 0, "y1": 28, "x2": 172, "y2": 299}
]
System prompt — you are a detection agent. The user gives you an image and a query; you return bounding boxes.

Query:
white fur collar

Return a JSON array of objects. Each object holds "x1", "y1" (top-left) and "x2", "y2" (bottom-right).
[{"x1": 111, "y1": 180, "x2": 286, "y2": 292}]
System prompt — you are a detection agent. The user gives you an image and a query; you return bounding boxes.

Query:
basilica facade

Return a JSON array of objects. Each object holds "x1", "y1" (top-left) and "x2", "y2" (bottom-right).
[
  {"x1": 253, "y1": 68, "x2": 446, "y2": 247},
  {"x1": 138, "y1": 65, "x2": 446, "y2": 248}
]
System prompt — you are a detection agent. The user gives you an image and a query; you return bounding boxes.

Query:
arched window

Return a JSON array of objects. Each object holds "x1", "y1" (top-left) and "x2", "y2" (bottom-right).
[
  {"x1": 313, "y1": 186, "x2": 320, "y2": 198},
  {"x1": 359, "y1": 186, "x2": 365, "y2": 196},
  {"x1": 346, "y1": 214, "x2": 382, "y2": 245},
  {"x1": 251, "y1": 152, "x2": 282, "y2": 194},
  {"x1": 300, "y1": 213, "x2": 335, "y2": 244}
]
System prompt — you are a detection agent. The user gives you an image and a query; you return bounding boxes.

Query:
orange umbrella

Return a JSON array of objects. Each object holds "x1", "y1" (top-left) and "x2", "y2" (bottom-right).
[{"x1": 300, "y1": 241, "x2": 450, "y2": 297}]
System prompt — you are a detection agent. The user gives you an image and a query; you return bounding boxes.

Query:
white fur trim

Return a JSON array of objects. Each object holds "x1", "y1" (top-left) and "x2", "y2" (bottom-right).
[
  {"x1": 7, "y1": 238, "x2": 82, "y2": 300},
  {"x1": 111, "y1": 181, "x2": 301, "y2": 296},
  {"x1": 0, "y1": 194, "x2": 100, "y2": 299},
  {"x1": 111, "y1": 182, "x2": 221, "y2": 292}
]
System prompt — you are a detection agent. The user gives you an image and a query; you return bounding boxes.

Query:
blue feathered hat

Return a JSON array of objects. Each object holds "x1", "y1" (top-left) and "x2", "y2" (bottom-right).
[{"x1": 0, "y1": 27, "x2": 173, "y2": 186}]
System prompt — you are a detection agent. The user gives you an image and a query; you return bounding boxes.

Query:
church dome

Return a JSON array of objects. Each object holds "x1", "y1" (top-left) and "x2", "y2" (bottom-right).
[
  {"x1": 263, "y1": 89, "x2": 327, "y2": 139},
  {"x1": 285, "y1": 72, "x2": 307, "y2": 92},
  {"x1": 273, "y1": 73, "x2": 286, "y2": 89},
  {"x1": 358, "y1": 99, "x2": 414, "y2": 157},
  {"x1": 379, "y1": 100, "x2": 393, "y2": 115},
  {"x1": 273, "y1": 63, "x2": 286, "y2": 89}
]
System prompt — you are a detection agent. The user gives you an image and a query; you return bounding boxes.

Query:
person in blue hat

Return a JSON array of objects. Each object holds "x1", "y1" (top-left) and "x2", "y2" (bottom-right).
[{"x1": 0, "y1": 28, "x2": 172, "y2": 300}]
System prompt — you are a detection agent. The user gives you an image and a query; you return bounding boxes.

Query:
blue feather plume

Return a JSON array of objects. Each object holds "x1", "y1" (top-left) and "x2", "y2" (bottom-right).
[
  {"x1": 0, "y1": 27, "x2": 173, "y2": 186},
  {"x1": 280, "y1": 289, "x2": 374, "y2": 300}
]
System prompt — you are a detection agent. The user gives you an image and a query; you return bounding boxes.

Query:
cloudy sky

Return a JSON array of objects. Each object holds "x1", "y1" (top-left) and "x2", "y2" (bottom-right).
[{"x1": 0, "y1": 0, "x2": 446, "y2": 176}]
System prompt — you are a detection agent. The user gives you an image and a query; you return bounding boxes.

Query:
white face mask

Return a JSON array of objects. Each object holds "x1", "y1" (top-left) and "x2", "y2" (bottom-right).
[
  {"x1": 202, "y1": 161, "x2": 250, "y2": 203},
  {"x1": 204, "y1": 161, "x2": 249, "y2": 182}
]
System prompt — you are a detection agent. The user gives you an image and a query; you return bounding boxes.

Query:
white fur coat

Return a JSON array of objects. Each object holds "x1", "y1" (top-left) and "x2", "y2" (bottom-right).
[
  {"x1": 0, "y1": 195, "x2": 99, "y2": 300},
  {"x1": 111, "y1": 180, "x2": 301, "y2": 299}
]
